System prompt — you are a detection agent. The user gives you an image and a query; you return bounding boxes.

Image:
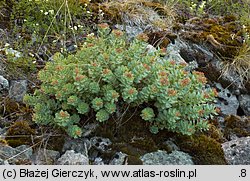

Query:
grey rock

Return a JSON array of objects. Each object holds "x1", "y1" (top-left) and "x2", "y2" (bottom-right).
[
  {"x1": 67, "y1": 44, "x2": 77, "y2": 53},
  {"x1": 238, "y1": 94, "x2": 250, "y2": 116},
  {"x1": 140, "y1": 150, "x2": 194, "y2": 165},
  {"x1": 109, "y1": 152, "x2": 128, "y2": 165},
  {"x1": 16, "y1": 145, "x2": 33, "y2": 159},
  {"x1": 32, "y1": 149, "x2": 60, "y2": 165},
  {"x1": 0, "y1": 75, "x2": 9, "y2": 91},
  {"x1": 215, "y1": 83, "x2": 239, "y2": 115},
  {"x1": 9, "y1": 80, "x2": 27, "y2": 102},
  {"x1": 206, "y1": 59, "x2": 247, "y2": 93},
  {"x1": 0, "y1": 144, "x2": 32, "y2": 164},
  {"x1": 57, "y1": 150, "x2": 89, "y2": 165},
  {"x1": 90, "y1": 137, "x2": 112, "y2": 152},
  {"x1": 115, "y1": 24, "x2": 143, "y2": 40},
  {"x1": 62, "y1": 138, "x2": 91, "y2": 157},
  {"x1": 0, "y1": 158, "x2": 4, "y2": 165},
  {"x1": 165, "y1": 42, "x2": 188, "y2": 64},
  {"x1": 93, "y1": 157, "x2": 105, "y2": 165},
  {"x1": 222, "y1": 136, "x2": 250, "y2": 165}
]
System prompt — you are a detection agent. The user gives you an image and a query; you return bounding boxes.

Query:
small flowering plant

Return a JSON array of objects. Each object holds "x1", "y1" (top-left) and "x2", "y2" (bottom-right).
[{"x1": 24, "y1": 24, "x2": 218, "y2": 138}]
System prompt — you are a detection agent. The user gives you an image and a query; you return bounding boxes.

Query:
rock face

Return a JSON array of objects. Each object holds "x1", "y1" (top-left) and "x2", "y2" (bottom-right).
[
  {"x1": 215, "y1": 83, "x2": 239, "y2": 115},
  {"x1": 32, "y1": 149, "x2": 60, "y2": 165},
  {"x1": 0, "y1": 75, "x2": 9, "y2": 91},
  {"x1": 0, "y1": 144, "x2": 32, "y2": 165},
  {"x1": 238, "y1": 94, "x2": 250, "y2": 116},
  {"x1": 140, "y1": 150, "x2": 194, "y2": 165},
  {"x1": 62, "y1": 138, "x2": 91, "y2": 157},
  {"x1": 109, "y1": 152, "x2": 128, "y2": 165},
  {"x1": 222, "y1": 137, "x2": 250, "y2": 165},
  {"x1": 8, "y1": 80, "x2": 27, "y2": 102},
  {"x1": 56, "y1": 150, "x2": 89, "y2": 165}
]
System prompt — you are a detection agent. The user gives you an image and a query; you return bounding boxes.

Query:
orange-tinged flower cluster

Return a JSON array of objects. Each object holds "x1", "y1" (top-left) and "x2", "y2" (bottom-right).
[
  {"x1": 175, "y1": 112, "x2": 181, "y2": 117},
  {"x1": 92, "y1": 62, "x2": 98, "y2": 67},
  {"x1": 96, "y1": 101, "x2": 103, "y2": 107},
  {"x1": 75, "y1": 129, "x2": 82, "y2": 137},
  {"x1": 169, "y1": 60, "x2": 176, "y2": 65},
  {"x1": 198, "y1": 109, "x2": 205, "y2": 116},
  {"x1": 197, "y1": 76, "x2": 207, "y2": 84},
  {"x1": 160, "y1": 77, "x2": 169, "y2": 86},
  {"x1": 60, "y1": 111, "x2": 69, "y2": 118},
  {"x1": 212, "y1": 88, "x2": 219, "y2": 97},
  {"x1": 136, "y1": 33, "x2": 149, "y2": 42},
  {"x1": 112, "y1": 92, "x2": 119, "y2": 99},
  {"x1": 143, "y1": 63, "x2": 150, "y2": 71},
  {"x1": 112, "y1": 29, "x2": 123, "y2": 37},
  {"x1": 128, "y1": 88, "x2": 136, "y2": 95},
  {"x1": 116, "y1": 48, "x2": 123, "y2": 53},
  {"x1": 102, "y1": 68, "x2": 111, "y2": 75},
  {"x1": 193, "y1": 71, "x2": 204, "y2": 76},
  {"x1": 55, "y1": 65, "x2": 63, "y2": 71},
  {"x1": 98, "y1": 23, "x2": 109, "y2": 29},
  {"x1": 193, "y1": 71, "x2": 207, "y2": 84},
  {"x1": 51, "y1": 80, "x2": 58, "y2": 85},
  {"x1": 181, "y1": 70, "x2": 189, "y2": 76},
  {"x1": 75, "y1": 74, "x2": 85, "y2": 81},
  {"x1": 203, "y1": 92, "x2": 210, "y2": 99},
  {"x1": 215, "y1": 107, "x2": 221, "y2": 113},
  {"x1": 75, "y1": 67, "x2": 80, "y2": 74},
  {"x1": 87, "y1": 43, "x2": 94, "y2": 47},
  {"x1": 180, "y1": 78, "x2": 191, "y2": 87},
  {"x1": 168, "y1": 89, "x2": 177, "y2": 96},
  {"x1": 159, "y1": 71, "x2": 168, "y2": 77},
  {"x1": 124, "y1": 71, "x2": 133, "y2": 79}
]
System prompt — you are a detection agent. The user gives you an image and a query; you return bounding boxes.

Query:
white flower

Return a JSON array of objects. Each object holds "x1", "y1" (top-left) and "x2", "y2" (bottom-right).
[
  {"x1": 48, "y1": 10, "x2": 54, "y2": 15},
  {"x1": 44, "y1": 12, "x2": 49, "y2": 15},
  {"x1": 87, "y1": 11, "x2": 90, "y2": 14},
  {"x1": 87, "y1": 33, "x2": 94, "y2": 37},
  {"x1": 4, "y1": 43, "x2": 10, "y2": 47}
]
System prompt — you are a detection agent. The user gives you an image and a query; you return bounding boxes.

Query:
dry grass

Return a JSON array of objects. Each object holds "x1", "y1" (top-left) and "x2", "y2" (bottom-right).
[
  {"x1": 222, "y1": 41, "x2": 250, "y2": 85},
  {"x1": 101, "y1": 0, "x2": 176, "y2": 30}
]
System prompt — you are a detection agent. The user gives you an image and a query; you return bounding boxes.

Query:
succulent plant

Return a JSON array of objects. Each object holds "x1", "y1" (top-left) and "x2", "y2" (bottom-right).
[{"x1": 24, "y1": 24, "x2": 217, "y2": 138}]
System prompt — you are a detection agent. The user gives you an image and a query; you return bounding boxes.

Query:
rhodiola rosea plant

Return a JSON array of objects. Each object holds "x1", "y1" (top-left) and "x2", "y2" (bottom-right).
[{"x1": 24, "y1": 23, "x2": 218, "y2": 138}]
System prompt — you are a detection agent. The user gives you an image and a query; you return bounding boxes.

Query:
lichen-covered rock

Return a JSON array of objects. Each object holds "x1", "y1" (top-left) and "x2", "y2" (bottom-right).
[
  {"x1": 140, "y1": 150, "x2": 193, "y2": 165},
  {"x1": 238, "y1": 94, "x2": 250, "y2": 116},
  {"x1": 0, "y1": 144, "x2": 32, "y2": 164},
  {"x1": 215, "y1": 83, "x2": 239, "y2": 115},
  {"x1": 57, "y1": 150, "x2": 89, "y2": 165},
  {"x1": 222, "y1": 136, "x2": 250, "y2": 165},
  {"x1": 109, "y1": 152, "x2": 128, "y2": 165},
  {"x1": 9, "y1": 80, "x2": 27, "y2": 102},
  {"x1": 62, "y1": 138, "x2": 91, "y2": 157},
  {"x1": 0, "y1": 75, "x2": 9, "y2": 91},
  {"x1": 90, "y1": 137, "x2": 112, "y2": 152},
  {"x1": 32, "y1": 149, "x2": 60, "y2": 165}
]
